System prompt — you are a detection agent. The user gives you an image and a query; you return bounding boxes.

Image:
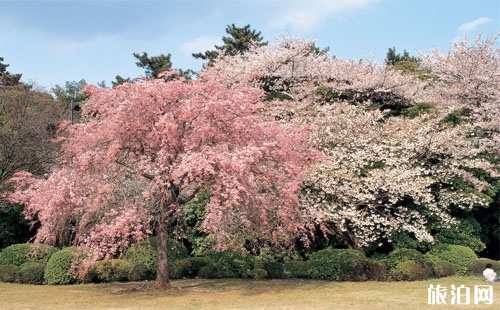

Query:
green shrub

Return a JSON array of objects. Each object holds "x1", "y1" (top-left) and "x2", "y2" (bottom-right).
[
  {"x1": 249, "y1": 268, "x2": 268, "y2": 279},
  {"x1": 169, "y1": 259, "x2": 193, "y2": 279},
  {"x1": 0, "y1": 264, "x2": 19, "y2": 282},
  {"x1": 429, "y1": 244, "x2": 477, "y2": 276},
  {"x1": 424, "y1": 253, "x2": 455, "y2": 278},
  {"x1": 385, "y1": 248, "x2": 425, "y2": 271},
  {"x1": 284, "y1": 260, "x2": 309, "y2": 278},
  {"x1": 390, "y1": 260, "x2": 433, "y2": 281},
  {"x1": 363, "y1": 260, "x2": 388, "y2": 281},
  {"x1": 307, "y1": 248, "x2": 367, "y2": 281},
  {"x1": 436, "y1": 260, "x2": 456, "y2": 277},
  {"x1": 466, "y1": 258, "x2": 500, "y2": 277},
  {"x1": 128, "y1": 262, "x2": 153, "y2": 281},
  {"x1": 264, "y1": 261, "x2": 285, "y2": 279},
  {"x1": 205, "y1": 251, "x2": 255, "y2": 278},
  {"x1": 123, "y1": 237, "x2": 189, "y2": 277},
  {"x1": 94, "y1": 259, "x2": 131, "y2": 282},
  {"x1": 15, "y1": 262, "x2": 45, "y2": 284},
  {"x1": 0, "y1": 243, "x2": 58, "y2": 266},
  {"x1": 44, "y1": 247, "x2": 76, "y2": 285},
  {"x1": 198, "y1": 262, "x2": 217, "y2": 278},
  {"x1": 187, "y1": 257, "x2": 212, "y2": 277}
]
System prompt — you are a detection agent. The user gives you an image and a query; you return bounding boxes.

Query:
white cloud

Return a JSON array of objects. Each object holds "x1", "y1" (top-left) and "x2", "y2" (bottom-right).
[
  {"x1": 180, "y1": 36, "x2": 221, "y2": 55},
  {"x1": 268, "y1": 0, "x2": 376, "y2": 32},
  {"x1": 458, "y1": 17, "x2": 493, "y2": 33}
]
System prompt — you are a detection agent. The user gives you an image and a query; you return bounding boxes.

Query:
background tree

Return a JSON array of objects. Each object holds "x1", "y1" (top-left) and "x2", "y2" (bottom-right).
[
  {"x1": 213, "y1": 35, "x2": 500, "y2": 257},
  {"x1": 0, "y1": 82, "x2": 65, "y2": 248},
  {"x1": 385, "y1": 47, "x2": 418, "y2": 65},
  {"x1": 112, "y1": 52, "x2": 192, "y2": 87},
  {"x1": 419, "y1": 34, "x2": 500, "y2": 258},
  {"x1": 111, "y1": 75, "x2": 132, "y2": 88},
  {"x1": 133, "y1": 52, "x2": 173, "y2": 79},
  {"x1": 8, "y1": 70, "x2": 321, "y2": 289},
  {"x1": 51, "y1": 79, "x2": 89, "y2": 122},
  {"x1": 0, "y1": 57, "x2": 22, "y2": 86},
  {"x1": 385, "y1": 47, "x2": 434, "y2": 79},
  {"x1": 193, "y1": 24, "x2": 267, "y2": 67}
]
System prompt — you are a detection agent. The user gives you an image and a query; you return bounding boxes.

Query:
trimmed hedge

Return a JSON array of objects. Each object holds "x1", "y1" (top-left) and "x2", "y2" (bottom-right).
[
  {"x1": 307, "y1": 248, "x2": 367, "y2": 281},
  {"x1": 0, "y1": 264, "x2": 19, "y2": 282},
  {"x1": 0, "y1": 243, "x2": 58, "y2": 266},
  {"x1": 198, "y1": 262, "x2": 217, "y2": 278},
  {"x1": 429, "y1": 244, "x2": 477, "y2": 276},
  {"x1": 94, "y1": 259, "x2": 131, "y2": 282},
  {"x1": 435, "y1": 260, "x2": 456, "y2": 278},
  {"x1": 128, "y1": 262, "x2": 153, "y2": 281},
  {"x1": 169, "y1": 259, "x2": 193, "y2": 279},
  {"x1": 201, "y1": 251, "x2": 255, "y2": 278},
  {"x1": 384, "y1": 248, "x2": 426, "y2": 271},
  {"x1": 466, "y1": 258, "x2": 500, "y2": 277},
  {"x1": 424, "y1": 253, "x2": 455, "y2": 278},
  {"x1": 389, "y1": 260, "x2": 433, "y2": 281},
  {"x1": 15, "y1": 262, "x2": 45, "y2": 284},
  {"x1": 284, "y1": 260, "x2": 309, "y2": 278},
  {"x1": 44, "y1": 247, "x2": 76, "y2": 285},
  {"x1": 249, "y1": 268, "x2": 268, "y2": 279},
  {"x1": 363, "y1": 260, "x2": 388, "y2": 281},
  {"x1": 264, "y1": 261, "x2": 285, "y2": 279},
  {"x1": 187, "y1": 257, "x2": 212, "y2": 277}
]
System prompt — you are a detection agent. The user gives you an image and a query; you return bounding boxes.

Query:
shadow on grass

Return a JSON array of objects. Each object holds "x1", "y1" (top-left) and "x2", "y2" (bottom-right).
[{"x1": 104, "y1": 278, "x2": 322, "y2": 297}]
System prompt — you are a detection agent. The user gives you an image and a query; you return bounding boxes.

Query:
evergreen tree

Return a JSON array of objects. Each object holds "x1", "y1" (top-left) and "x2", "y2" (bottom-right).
[
  {"x1": 133, "y1": 52, "x2": 173, "y2": 79},
  {"x1": 193, "y1": 24, "x2": 267, "y2": 67},
  {"x1": 112, "y1": 52, "x2": 192, "y2": 87},
  {"x1": 385, "y1": 47, "x2": 418, "y2": 65},
  {"x1": 0, "y1": 57, "x2": 22, "y2": 86}
]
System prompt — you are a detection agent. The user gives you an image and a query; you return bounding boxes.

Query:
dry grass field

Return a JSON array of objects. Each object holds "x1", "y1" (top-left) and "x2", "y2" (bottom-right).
[{"x1": 0, "y1": 276, "x2": 498, "y2": 309}]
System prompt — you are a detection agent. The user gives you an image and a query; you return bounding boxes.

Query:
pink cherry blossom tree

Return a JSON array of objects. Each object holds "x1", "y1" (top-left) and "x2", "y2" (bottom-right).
[{"x1": 8, "y1": 70, "x2": 320, "y2": 289}]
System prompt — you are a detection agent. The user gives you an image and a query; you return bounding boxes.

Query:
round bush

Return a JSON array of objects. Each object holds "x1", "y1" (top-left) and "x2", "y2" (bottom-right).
[
  {"x1": 44, "y1": 247, "x2": 76, "y2": 285},
  {"x1": 198, "y1": 262, "x2": 217, "y2": 278},
  {"x1": 385, "y1": 248, "x2": 425, "y2": 271},
  {"x1": 187, "y1": 257, "x2": 212, "y2": 277},
  {"x1": 211, "y1": 251, "x2": 255, "y2": 278},
  {"x1": 429, "y1": 244, "x2": 477, "y2": 276},
  {"x1": 94, "y1": 259, "x2": 131, "y2": 282},
  {"x1": 128, "y1": 262, "x2": 153, "y2": 281},
  {"x1": 0, "y1": 244, "x2": 31, "y2": 266},
  {"x1": 363, "y1": 260, "x2": 388, "y2": 281},
  {"x1": 169, "y1": 259, "x2": 192, "y2": 279},
  {"x1": 390, "y1": 260, "x2": 432, "y2": 281},
  {"x1": 390, "y1": 260, "x2": 433, "y2": 281},
  {"x1": 436, "y1": 260, "x2": 456, "y2": 277},
  {"x1": 466, "y1": 258, "x2": 500, "y2": 277},
  {"x1": 264, "y1": 261, "x2": 285, "y2": 279},
  {"x1": 0, "y1": 264, "x2": 19, "y2": 282},
  {"x1": 249, "y1": 268, "x2": 268, "y2": 279},
  {"x1": 0, "y1": 243, "x2": 58, "y2": 266},
  {"x1": 307, "y1": 248, "x2": 367, "y2": 281},
  {"x1": 424, "y1": 253, "x2": 455, "y2": 278},
  {"x1": 284, "y1": 260, "x2": 309, "y2": 278},
  {"x1": 15, "y1": 262, "x2": 45, "y2": 284}
]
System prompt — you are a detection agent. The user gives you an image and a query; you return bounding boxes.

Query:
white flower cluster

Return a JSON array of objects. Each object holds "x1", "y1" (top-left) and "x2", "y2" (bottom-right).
[{"x1": 215, "y1": 34, "x2": 500, "y2": 248}]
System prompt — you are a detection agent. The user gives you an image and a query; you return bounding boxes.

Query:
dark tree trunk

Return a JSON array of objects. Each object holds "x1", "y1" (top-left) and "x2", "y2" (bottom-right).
[
  {"x1": 327, "y1": 223, "x2": 365, "y2": 255},
  {"x1": 154, "y1": 182, "x2": 198, "y2": 290},
  {"x1": 156, "y1": 199, "x2": 173, "y2": 290}
]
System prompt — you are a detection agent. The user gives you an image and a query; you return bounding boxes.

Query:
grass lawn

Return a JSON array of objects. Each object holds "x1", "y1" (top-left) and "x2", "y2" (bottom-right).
[{"x1": 0, "y1": 276, "x2": 498, "y2": 309}]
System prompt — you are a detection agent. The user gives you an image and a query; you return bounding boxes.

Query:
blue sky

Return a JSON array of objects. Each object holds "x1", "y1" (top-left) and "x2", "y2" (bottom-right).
[{"x1": 1, "y1": 0, "x2": 499, "y2": 89}]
